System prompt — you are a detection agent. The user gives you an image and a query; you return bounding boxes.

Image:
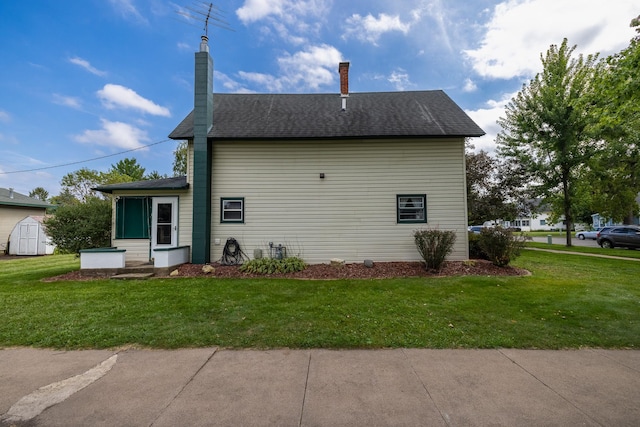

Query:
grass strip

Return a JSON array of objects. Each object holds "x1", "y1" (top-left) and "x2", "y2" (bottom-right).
[{"x1": 526, "y1": 241, "x2": 640, "y2": 259}]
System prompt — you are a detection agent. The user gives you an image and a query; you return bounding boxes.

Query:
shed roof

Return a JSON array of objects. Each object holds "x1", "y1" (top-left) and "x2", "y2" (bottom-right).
[
  {"x1": 0, "y1": 188, "x2": 53, "y2": 208},
  {"x1": 169, "y1": 91, "x2": 485, "y2": 140}
]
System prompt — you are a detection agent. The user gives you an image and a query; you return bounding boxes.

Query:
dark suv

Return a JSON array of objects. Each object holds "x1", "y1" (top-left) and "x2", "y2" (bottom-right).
[{"x1": 596, "y1": 225, "x2": 640, "y2": 249}]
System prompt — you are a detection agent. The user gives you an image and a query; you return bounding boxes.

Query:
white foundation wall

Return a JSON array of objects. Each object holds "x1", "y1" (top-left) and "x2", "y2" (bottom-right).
[{"x1": 207, "y1": 139, "x2": 469, "y2": 264}]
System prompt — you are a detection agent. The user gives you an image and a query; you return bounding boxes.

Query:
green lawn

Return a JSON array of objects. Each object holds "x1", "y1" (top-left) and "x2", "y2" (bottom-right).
[{"x1": 0, "y1": 252, "x2": 638, "y2": 350}]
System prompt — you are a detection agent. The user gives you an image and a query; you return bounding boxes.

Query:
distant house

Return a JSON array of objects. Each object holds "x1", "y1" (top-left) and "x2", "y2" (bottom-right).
[
  {"x1": 0, "y1": 188, "x2": 54, "y2": 254},
  {"x1": 591, "y1": 194, "x2": 640, "y2": 228},
  {"x1": 94, "y1": 36, "x2": 484, "y2": 268}
]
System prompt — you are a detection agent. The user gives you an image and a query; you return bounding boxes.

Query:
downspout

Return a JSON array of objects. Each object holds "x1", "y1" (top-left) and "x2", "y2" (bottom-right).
[{"x1": 192, "y1": 35, "x2": 214, "y2": 264}]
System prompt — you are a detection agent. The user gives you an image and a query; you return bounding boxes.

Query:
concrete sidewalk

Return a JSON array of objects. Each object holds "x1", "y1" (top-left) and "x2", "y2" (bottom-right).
[{"x1": 1, "y1": 348, "x2": 639, "y2": 426}]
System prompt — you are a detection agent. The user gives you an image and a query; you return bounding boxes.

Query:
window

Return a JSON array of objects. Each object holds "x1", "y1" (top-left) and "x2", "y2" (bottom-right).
[
  {"x1": 221, "y1": 198, "x2": 244, "y2": 223},
  {"x1": 540, "y1": 220, "x2": 547, "y2": 225},
  {"x1": 115, "y1": 197, "x2": 151, "y2": 239},
  {"x1": 522, "y1": 220, "x2": 530, "y2": 227},
  {"x1": 397, "y1": 194, "x2": 426, "y2": 223}
]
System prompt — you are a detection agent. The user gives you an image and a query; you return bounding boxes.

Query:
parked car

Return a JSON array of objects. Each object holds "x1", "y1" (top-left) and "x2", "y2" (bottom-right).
[
  {"x1": 576, "y1": 227, "x2": 606, "y2": 240},
  {"x1": 596, "y1": 226, "x2": 640, "y2": 249},
  {"x1": 468, "y1": 226, "x2": 484, "y2": 234}
]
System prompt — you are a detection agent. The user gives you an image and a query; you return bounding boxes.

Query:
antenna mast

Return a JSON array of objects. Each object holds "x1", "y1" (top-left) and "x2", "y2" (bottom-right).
[{"x1": 176, "y1": 2, "x2": 233, "y2": 38}]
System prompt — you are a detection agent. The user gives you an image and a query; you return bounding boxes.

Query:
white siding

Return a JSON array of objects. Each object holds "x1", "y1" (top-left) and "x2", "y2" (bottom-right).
[{"x1": 207, "y1": 139, "x2": 469, "y2": 264}]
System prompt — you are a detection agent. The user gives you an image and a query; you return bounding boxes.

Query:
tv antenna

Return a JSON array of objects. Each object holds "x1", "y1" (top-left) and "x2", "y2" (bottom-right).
[{"x1": 176, "y1": 2, "x2": 233, "y2": 36}]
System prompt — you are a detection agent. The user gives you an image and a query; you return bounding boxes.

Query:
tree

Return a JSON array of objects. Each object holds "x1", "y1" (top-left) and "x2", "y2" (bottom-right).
[
  {"x1": 465, "y1": 146, "x2": 517, "y2": 225},
  {"x1": 497, "y1": 39, "x2": 597, "y2": 246},
  {"x1": 145, "y1": 170, "x2": 167, "y2": 180},
  {"x1": 173, "y1": 141, "x2": 188, "y2": 176},
  {"x1": 60, "y1": 168, "x2": 102, "y2": 202},
  {"x1": 44, "y1": 197, "x2": 112, "y2": 253},
  {"x1": 110, "y1": 158, "x2": 146, "y2": 181},
  {"x1": 49, "y1": 188, "x2": 80, "y2": 206},
  {"x1": 29, "y1": 187, "x2": 49, "y2": 201},
  {"x1": 587, "y1": 18, "x2": 640, "y2": 224}
]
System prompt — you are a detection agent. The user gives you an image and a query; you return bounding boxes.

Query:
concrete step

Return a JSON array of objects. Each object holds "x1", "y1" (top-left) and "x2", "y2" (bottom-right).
[{"x1": 110, "y1": 272, "x2": 155, "y2": 280}]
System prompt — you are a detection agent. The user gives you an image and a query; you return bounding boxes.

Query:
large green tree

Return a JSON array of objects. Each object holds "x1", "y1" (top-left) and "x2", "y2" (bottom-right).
[
  {"x1": 109, "y1": 157, "x2": 146, "y2": 181},
  {"x1": 497, "y1": 39, "x2": 598, "y2": 246},
  {"x1": 587, "y1": 17, "x2": 640, "y2": 224}
]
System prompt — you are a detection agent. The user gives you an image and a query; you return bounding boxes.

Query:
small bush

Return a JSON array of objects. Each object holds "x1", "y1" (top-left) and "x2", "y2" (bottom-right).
[
  {"x1": 239, "y1": 257, "x2": 307, "y2": 275},
  {"x1": 468, "y1": 232, "x2": 488, "y2": 260},
  {"x1": 414, "y1": 229, "x2": 457, "y2": 271},
  {"x1": 477, "y1": 226, "x2": 529, "y2": 267}
]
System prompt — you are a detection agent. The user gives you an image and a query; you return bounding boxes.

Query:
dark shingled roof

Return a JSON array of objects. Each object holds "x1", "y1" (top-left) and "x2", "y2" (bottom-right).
[
  {"x1": 169, "y1": 91, "x2": 485, "y2": 140},
  {"x1": 93, "y1": 176, "x2": 189, "y2": 194}
]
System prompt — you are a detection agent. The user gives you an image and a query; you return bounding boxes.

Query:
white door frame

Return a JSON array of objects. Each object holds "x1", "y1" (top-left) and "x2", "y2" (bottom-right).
[{"x1": 151, "y1": 197, "x2": 178, "y2": 251}]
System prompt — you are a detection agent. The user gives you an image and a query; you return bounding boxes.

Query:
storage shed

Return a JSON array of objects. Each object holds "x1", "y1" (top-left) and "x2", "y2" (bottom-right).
[{"x1": 8, "y1": 216, "x2": 55, "y2": 256}]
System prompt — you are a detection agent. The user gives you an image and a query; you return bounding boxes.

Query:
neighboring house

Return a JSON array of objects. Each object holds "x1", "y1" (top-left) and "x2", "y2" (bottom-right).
[
  {"x1": 0, "y1": 187, "x2": 54, "y2": 254},
  {"x1": 591, "y1": 194, "x2": 640, "y2": 228},
  {"x1": 95, "y1": 36, "x2": 484, "y2": 267}
]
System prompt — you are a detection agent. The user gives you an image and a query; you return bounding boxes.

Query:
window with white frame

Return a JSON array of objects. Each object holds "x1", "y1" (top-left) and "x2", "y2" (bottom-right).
[
  {"x1": 221, "y1": 198, "x2": 244, "y2": 223},
  {"x1": 397, "y1": 194, "x2": 426, "y2": 223}
]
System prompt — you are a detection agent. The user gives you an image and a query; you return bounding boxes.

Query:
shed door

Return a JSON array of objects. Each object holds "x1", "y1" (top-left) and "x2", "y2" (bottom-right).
[
  {"x1": 152, "y1": 197, "x2": 178, "y2": 250},
  {"x1": 18, "y1": 222, "x2": 39, "y2": 255}
]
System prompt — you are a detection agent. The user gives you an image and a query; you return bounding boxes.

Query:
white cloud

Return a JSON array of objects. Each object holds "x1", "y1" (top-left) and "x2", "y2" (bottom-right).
[
  {"x1": 465, "y1": 0, "x2": 638, "y2": 79},
  {"x1": 236, "y1": 0, "x2": 330, "y2": 43},
  {"x1": 177, "y1": 42, "x2": 191, "y2": 51},
  {"x1": 388, "y1": 69, "x2": 413, "y2": 91},
  {"x1": 108, "y1": 0, "x2": 149, "y2": 24},
  {"x1": 97, "y1": 84, "x2": 171, "y2": 117},
  {"x1": 239, "y1": 44, "x2": 343, "y2": 92},
  {"x1": 69, "y1": 56, "x2": 107, "y2": 77},
  {"x1": 0, "y1": 110, "x2": 10, "y2": 123},
  {"x1": 237, "y1": 0, "x2": 329, "y2": 23},
  {"x1": 52, "y1": 94, "x2": 82, "y2": 109},
  {"x1": 74, "y1": 119, "x2": 150, "y2": 150},
  {"x1": 344, "y1": 13, "x2": 411, "y2": 45},
  {"x1": 465, "y1": 93, "x2": 515, "y2": 153},
  {"x1": 462, "y1": 78, "x2": 478, "y2": 93}
]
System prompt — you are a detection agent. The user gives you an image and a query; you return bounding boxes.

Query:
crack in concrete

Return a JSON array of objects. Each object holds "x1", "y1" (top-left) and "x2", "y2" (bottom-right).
[{"x1": 1, "y1": 354, "x2": 118, "y2": 423}]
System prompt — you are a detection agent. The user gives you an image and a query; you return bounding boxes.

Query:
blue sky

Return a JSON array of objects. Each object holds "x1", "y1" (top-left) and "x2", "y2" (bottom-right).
[{"x1": 0, "y1": 0, "x2": 637, "y2": 196}]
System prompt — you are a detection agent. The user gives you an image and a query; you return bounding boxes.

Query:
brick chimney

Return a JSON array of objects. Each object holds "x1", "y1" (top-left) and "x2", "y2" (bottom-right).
[{"x1": 339, "y1": 62, "x2": 349, "y2": 96}]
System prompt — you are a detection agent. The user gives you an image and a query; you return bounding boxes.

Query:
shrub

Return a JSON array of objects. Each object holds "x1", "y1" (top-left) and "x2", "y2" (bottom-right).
[
  {"x1": 239, "y1": 257, "x2": 307, "y2": 275},
  {"x1": 44, "y1": 197, "x2": 112, "y2": 254},
  {"x1": 414, "y1": 229, "x2": 456, "y2": 271},
  {"x1": 468, "y1": 232, "x2": 488, "y2": 260},
  {"x1": 477, "y1": 226, "x2": 529, "y2": 267}
]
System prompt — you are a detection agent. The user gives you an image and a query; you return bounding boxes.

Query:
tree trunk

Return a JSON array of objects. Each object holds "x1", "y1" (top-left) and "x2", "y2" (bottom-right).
[{"x1": 563, "y1": 174, "x2": 573, "y2": 247}]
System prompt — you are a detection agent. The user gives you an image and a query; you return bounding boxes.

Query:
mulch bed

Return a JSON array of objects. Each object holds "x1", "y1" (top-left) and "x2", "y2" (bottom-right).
[{"x1": 43, "y1": 260, "x2": 528, "y2": 282}]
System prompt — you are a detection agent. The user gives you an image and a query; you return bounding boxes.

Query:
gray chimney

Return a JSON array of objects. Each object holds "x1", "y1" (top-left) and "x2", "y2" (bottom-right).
[
  {"x1": 192, "y1": 35, "x2": 214, "y2": 264},
  {"x1": 9, "y1": 188, "x2": 14, "y2": 199}
]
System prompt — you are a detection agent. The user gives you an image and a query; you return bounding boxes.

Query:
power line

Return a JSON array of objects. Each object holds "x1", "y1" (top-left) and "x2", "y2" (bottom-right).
[{"x1": 0, "y1": 139, "x2": 175, "y2": 175}]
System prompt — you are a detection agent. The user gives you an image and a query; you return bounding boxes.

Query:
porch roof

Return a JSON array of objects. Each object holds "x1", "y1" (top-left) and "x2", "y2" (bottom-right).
[{"x1": 93, "y1": 176, "x2": 189, "y2": 194}]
